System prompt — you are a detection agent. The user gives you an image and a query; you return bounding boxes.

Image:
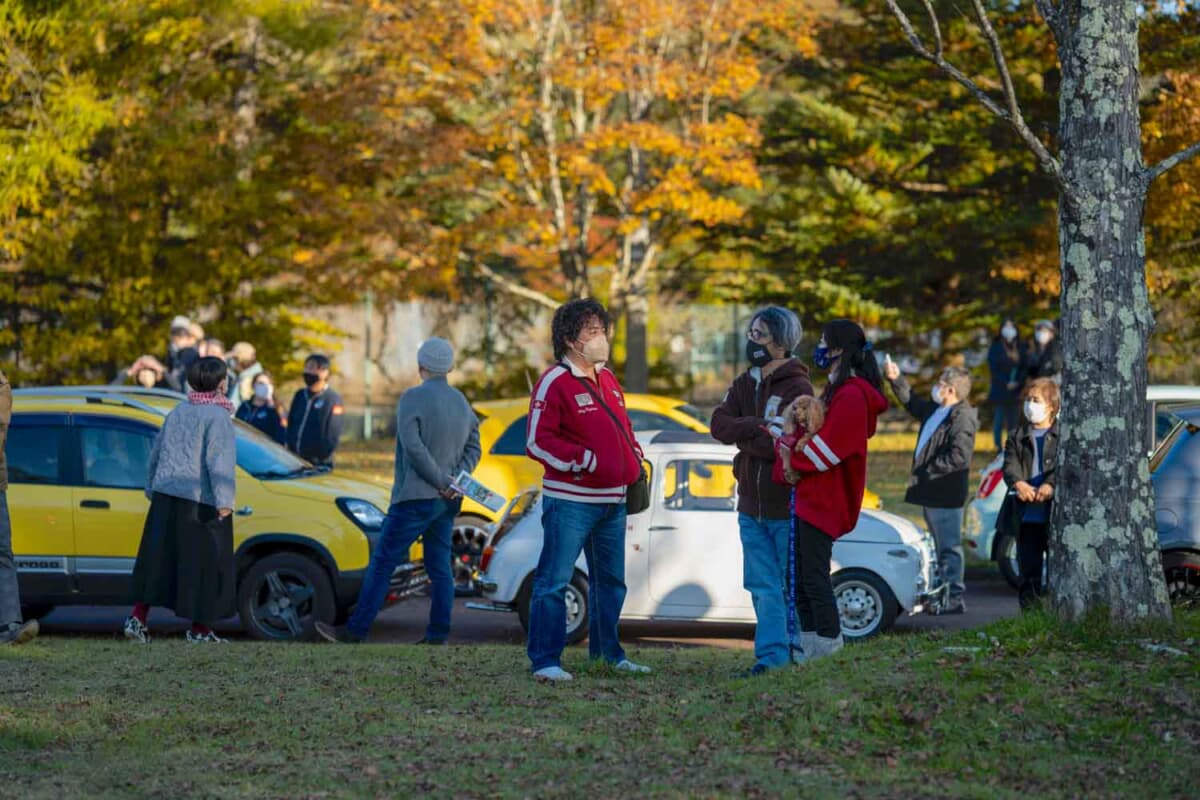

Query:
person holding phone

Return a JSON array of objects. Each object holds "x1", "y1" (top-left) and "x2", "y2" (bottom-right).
[{"x1": 883, "y1": 356, "x2": 978, "y2": 614}]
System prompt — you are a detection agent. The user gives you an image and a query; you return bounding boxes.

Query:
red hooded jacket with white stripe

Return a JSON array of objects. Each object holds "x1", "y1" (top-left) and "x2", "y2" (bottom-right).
[
  {"x1": 773, "y1": 377, "x2": 889, "y2": 538},
  {"x1": 526, "y1": 360, "x2": 643, "y2": 504}
]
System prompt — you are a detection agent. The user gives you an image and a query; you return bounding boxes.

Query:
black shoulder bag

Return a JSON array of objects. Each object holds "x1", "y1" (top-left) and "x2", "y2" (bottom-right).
[{"x1": 574, "y1": 376, "x2": 651, "y2": 515}]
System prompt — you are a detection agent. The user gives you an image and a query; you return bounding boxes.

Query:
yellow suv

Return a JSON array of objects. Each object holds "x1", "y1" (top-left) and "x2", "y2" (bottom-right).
[{"x1": 7, "y1": 387, "x2": 424, "y2": 641}]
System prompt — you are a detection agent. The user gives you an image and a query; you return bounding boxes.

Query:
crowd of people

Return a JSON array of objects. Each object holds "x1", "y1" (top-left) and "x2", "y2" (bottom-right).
[
  {"x1": 113, "y1": 315, "x2": 346, "y2": 464},
  {"x1": 1, "y1": 305, "x2": 1059, "y2": 670}
]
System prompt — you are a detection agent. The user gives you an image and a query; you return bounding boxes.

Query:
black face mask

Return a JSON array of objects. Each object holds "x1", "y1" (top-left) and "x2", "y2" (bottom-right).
[
  {"x1": 745, "y1": 340, "x2": 773, "y2": 368},
  {"x1": 302, "y1": 373, "x2": 321, "y2": 387}
]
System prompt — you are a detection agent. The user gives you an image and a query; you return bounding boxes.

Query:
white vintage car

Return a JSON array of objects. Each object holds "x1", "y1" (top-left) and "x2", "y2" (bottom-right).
[{"x1": 469, "y1": 432, "x2": 946, "y2": 641}]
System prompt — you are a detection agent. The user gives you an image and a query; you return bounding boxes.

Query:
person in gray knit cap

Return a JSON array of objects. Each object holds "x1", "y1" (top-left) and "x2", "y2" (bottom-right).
[{"x1": 317, "y1": 337, "x2": 481, "y2": 644}]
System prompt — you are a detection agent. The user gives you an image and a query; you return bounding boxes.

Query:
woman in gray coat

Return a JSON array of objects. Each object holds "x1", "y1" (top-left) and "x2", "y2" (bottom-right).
[{"x1": 124, "y1": 357, "x2": 237, "y2": 644}]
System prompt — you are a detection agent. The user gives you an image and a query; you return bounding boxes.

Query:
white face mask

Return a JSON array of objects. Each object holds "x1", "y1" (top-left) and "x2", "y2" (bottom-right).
[
  {"x1": 1035, "y1": 329, "x2": 1053, "y2": 346},
  {"x1": 931, "y1": 385, "x2": 944, "y2": 405},
  {"x1": 1001, "y1": 325, "x2": 1017, "y2": 342},
  {"x1": 254, "y1": 383, "x2": 273, "y2": 401},
  {"x1": 577, "y1": 336, "x2": 610, "y2": 365},
  {"x1": 1024, "y1": 400, "x2": 1049, "y2": 424}
]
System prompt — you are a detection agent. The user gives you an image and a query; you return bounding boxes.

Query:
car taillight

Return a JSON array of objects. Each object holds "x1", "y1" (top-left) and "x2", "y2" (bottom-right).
[
  {"x1": 977, "y1": 469, "x2": 1003, "y2": 499},
  {"x1": 479, "y1": 546, "x2": 495, "y2": 573}
]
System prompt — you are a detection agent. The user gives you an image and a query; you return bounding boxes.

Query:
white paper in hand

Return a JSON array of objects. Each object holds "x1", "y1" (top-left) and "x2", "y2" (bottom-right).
[{"x1": 450, "y1": 470, "x2": 507, "y2": 513}]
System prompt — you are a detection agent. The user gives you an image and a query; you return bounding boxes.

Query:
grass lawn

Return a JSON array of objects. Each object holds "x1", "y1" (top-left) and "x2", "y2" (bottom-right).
[{"x1": 2, "y1": 612, "x2": 1196, "y2": 798}]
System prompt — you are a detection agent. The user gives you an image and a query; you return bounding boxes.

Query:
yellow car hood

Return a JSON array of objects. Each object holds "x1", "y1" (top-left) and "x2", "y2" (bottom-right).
[{"x1": 258, "y1": 471, "x2": 392, "y2": 510}]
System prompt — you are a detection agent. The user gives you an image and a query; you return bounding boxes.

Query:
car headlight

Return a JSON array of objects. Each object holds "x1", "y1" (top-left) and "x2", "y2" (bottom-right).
[{"x1": 337, "y1": 498, "x2": 386, "y2": 532}]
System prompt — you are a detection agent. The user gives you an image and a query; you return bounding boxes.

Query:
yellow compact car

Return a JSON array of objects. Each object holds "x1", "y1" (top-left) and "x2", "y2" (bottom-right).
[{"x1": 7, "y1": 387, "x2": 424, "y2": 640}]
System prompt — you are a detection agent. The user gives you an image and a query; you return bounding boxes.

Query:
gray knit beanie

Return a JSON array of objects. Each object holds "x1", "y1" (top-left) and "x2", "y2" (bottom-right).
[{"x1": 417, "y1": 337, "x2": 455, "y2": 375}]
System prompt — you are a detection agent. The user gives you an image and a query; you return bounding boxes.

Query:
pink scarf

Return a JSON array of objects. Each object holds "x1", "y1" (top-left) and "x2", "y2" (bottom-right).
[{"x1": 188, "y1": 390, "x2": 235, "y2": 414}]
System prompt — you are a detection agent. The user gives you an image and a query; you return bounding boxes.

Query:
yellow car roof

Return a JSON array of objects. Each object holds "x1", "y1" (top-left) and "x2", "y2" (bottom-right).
[{"x1": 11, "y1": 387, "x2": 180, "y2": 425}]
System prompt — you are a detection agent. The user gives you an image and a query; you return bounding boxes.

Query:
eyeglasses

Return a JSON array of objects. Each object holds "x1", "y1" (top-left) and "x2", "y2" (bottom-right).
[{"x1": 746, "y1": 328, "x2": 771, "y2": 342}]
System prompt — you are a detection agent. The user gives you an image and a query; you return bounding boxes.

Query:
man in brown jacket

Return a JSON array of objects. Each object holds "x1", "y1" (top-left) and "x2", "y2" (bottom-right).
[
  {"x1": 1, "y1": 369, "x2": 38, "y2": 645},
  {"x1": 711, "y1": 307, "x2": 813, "y2": 675}
]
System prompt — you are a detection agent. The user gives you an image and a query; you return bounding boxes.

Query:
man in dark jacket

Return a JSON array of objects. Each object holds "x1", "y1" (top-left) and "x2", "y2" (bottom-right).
[
  {"x1": 1, "y1": 369, "x2": 39, "y2": 645},
  {"x1": 883, "y1": 359, "x2": 978, "y2": 614},
  {"x1": 286, "y1": 354, "x2": 345, "y2": 469},
  {"x1": 711, "y1": 306, "x2": 814, "y2": 674}
]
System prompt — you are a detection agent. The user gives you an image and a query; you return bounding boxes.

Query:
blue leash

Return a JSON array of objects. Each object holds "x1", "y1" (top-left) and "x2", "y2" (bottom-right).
[{"x1": 787, "y1": 487, "x2": 798, "y2": 645}]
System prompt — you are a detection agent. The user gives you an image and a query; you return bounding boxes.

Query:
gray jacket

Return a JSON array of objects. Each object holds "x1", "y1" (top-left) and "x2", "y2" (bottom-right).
[
  {"x1": 146, "y1": 402, "x2": 237, "y2": 510},
  {"x1": 391, "y1": 376, "x2": 481, "y2": 506}
]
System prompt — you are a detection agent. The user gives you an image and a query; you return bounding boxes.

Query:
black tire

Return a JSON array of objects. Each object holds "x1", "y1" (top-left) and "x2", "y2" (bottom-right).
[
  {"x1": 832, "y1": 569, "x2": 899, "y2": 640},
  {"x1": 1163, "y1": 550, "x2": 1200, "y2": 608},
  {"x1": 451, "y1": 514, "x2": 491, "y2": 597},
  {"x1": 516, "y1": 571, "x2": 589, "y2": 646},
  {"x1": 238, "y1": 552, "x2": 336, "y2": 641},
  {"x1": 19, "y1": 603, "x2": 55, "y2": 621},
  {"x1": 995, "y1": 532, "x2": 1021, "y2": 590}
]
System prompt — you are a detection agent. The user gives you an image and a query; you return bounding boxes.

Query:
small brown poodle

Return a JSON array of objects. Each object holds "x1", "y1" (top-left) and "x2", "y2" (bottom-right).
[{"x1": 778, "y1": 396, "x2": 826, "y2": 484}]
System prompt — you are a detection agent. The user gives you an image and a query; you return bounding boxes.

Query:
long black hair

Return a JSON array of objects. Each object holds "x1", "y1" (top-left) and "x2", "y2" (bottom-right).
[{"x1": 821, "y1": 319, "x2": 884, "y2": 403}]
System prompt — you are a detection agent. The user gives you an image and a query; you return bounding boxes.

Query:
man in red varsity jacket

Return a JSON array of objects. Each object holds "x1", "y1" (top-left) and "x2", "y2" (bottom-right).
[{"x1": 524, "y1": 299, "x2": 650, "y2": 682}]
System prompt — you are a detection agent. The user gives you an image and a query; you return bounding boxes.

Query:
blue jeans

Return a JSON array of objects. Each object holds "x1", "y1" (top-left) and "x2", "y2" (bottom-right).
[
  {"x1": 348, "y1": 497, "x2": 461, "y2": 640},
  {"x1": 527, "y1": 497, "x2": 627, "y2": 671},
  {"x1": 924, "y1": 506, "x2": 965, "y2": 600},
  {"x1": 738, "y1": 514, "x2": 795, "y2": 668}
]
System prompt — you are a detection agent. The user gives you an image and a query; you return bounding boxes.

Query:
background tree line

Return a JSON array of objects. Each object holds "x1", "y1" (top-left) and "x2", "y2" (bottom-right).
[{"x1": 3, "y1": 0, "x2": 1198, "y2": 389}]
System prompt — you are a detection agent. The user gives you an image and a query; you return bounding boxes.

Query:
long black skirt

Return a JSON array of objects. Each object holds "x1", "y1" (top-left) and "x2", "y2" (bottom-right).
[{"x1": 130, "y1": 492, "x2": 235, "y2": 624}]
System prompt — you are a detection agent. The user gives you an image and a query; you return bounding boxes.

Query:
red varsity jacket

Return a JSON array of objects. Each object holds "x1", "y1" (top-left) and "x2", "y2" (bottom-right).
[
  {"x1": 773, "y1": 377, "x2": 889, "y2": 538},
  {"x1": 526, "y1": 360, "x2": 643, "y2": 503}
]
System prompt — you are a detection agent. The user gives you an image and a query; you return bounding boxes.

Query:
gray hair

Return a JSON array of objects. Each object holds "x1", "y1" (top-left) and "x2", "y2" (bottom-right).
[
  {"x1": 751, "y1": 306, "x2": 803, "y2": 354},
  {"x1": 941, "y1": 366, "x2": 972, "y2": 401}
]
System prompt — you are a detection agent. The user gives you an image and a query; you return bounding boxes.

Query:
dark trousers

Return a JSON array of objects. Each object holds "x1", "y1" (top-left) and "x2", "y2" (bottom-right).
[
  {"x1": 794, "y1": 519, "x2": 840, "y2": 638},
  {"x1": 1017, "y1": 522, "x2": 1049, "y2": 604}
]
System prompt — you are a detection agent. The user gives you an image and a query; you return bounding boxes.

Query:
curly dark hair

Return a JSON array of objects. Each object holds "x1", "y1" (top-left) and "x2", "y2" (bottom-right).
[
  {"x1": 551, "y1": 298, "x2": 611, "y2": 360},
  {"x1": 187, "y1": 356, "x2": 229, "y2": 394}
]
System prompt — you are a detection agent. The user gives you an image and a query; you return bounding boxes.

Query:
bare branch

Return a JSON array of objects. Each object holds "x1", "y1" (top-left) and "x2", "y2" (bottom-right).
[
  {"x1": 1167, "y1": 236, "x2": 1200, "y2": 254},
  {"x1": 461, "y1": 254, "x2": 559, "y2": 310},
  {"x1": 1145, "y1": 141, "x2": 1200, "y2": 184},
  {"x1": 919, "y1": 0, "x2": 943, "y2": 59},
  {"x1": 882, "y1": 0, "x2": 1068, "y2": 195}
]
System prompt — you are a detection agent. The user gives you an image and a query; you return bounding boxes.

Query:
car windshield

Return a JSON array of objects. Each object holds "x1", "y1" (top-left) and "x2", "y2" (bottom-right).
[
  {"x1": 234, "y1": 421, "x2": 313, "y2": 479},
  {"x1": 675, "y1": 404, "x2": 709, "y2": 426},
  {"x1": 1150, "y1": 417, "x2": 1199, "y2": 474}
]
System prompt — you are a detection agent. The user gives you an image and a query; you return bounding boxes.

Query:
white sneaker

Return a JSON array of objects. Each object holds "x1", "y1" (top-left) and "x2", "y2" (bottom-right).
[
  {"x1": 123, "y1": 616, "x2": 151, "y2": 644},
  {"x1": 185, "y1": 630, "x2": 228, "y2": 644},
  {"x1": 614, "y1": 659, "x2": 651, "y2": 674},
  {"x1": 533, "y1": 666, "x2": 574, "y2": 682}
]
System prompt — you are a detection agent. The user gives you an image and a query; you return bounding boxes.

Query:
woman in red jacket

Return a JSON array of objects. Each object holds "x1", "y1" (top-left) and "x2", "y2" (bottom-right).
[{"x1": 775, "y1": 320, "x2": 889, "y2": 662}]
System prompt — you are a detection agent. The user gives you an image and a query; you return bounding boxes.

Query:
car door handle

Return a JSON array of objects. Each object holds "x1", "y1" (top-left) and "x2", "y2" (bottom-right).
[
  {"x1": 235, "y1": 506, "x2": 254, "y2": 517},
  {"x1": 648, "y1": 525, "x2": 676, "y2": 531},
  {"x1": 80, "y1": 500, "x2": 110, "y2": 510}
]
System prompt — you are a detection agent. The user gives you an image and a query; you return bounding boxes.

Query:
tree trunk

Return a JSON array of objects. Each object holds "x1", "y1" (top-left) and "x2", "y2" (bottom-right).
[
  {"x1": 1050, "y1": 0, "x2": 1171, "y2": 622},
  {"x1": 624, "y1": 293, "x2": 650, "y2": 392}
]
